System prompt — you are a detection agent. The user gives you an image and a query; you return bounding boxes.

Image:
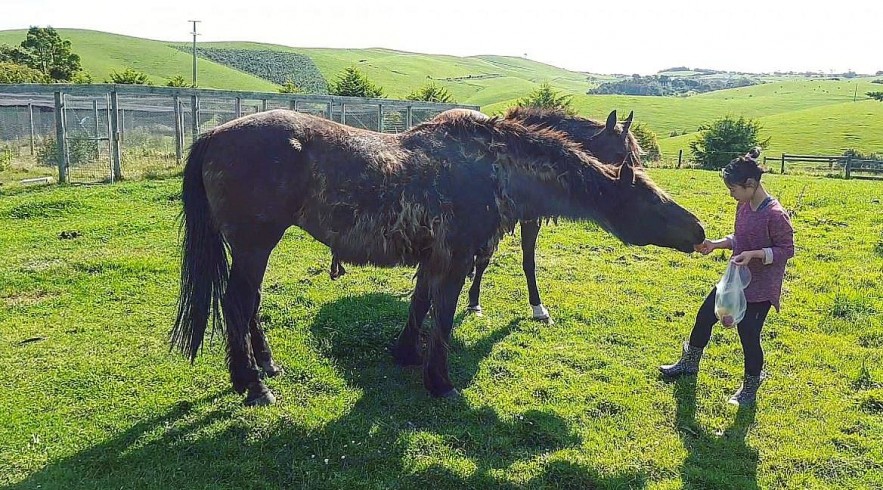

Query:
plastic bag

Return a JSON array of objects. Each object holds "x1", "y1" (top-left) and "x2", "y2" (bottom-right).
[{"x1": 714, "y1": 262, "x2": 751, "y2": 328}]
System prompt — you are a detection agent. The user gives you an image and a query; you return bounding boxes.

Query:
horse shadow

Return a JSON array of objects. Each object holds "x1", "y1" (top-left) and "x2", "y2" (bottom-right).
[
  {"x1": 671, "y1": 376, "x2": 759, "y2": 489},
  {"x1": 11, "y1": 293, "x2": 646, "y2": 489}
]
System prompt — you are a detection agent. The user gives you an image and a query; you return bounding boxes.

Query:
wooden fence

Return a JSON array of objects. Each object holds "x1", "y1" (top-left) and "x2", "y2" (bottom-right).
[
  {"x1": 763, "y1": 154, "x2": 883, "y2": 179},
  {"x1": 0, "y1": 84, "x2": 478, "y2": 184}
]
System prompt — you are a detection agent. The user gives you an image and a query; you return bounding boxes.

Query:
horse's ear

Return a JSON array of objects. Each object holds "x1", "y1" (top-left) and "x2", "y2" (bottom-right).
[
  {"x1": 622, "y1": 111, "x2": 634, "y2": 134},
  {"x1": 605, "y1": 110, "x2": 617, "y2": 133},
  {"x1": 618, "y1": 160, "x2": 635, "y2": 185}
]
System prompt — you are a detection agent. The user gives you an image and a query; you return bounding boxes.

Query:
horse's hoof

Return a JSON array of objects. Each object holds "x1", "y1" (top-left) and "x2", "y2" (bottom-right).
[
  {"x1": 531, "y1": 304, "x2": 552, "y2": 324},
  {"x1": 261, "y1": 361, "x2": 285, "y2": 378},
  {"x1": 467, "y1": 305, "x2": 483, "y2": 317},
  {"x1": 245, "y1": 390, "x2": 276, "y2": 407},
  {"x1": 438, "y1": 388, "x2": 461, "y2": 399},
  {"x1": 389, "y1": 345, "x2": 423, "y2": 367}
]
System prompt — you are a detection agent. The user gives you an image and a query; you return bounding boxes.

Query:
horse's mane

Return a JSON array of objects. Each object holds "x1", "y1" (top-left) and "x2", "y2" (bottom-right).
[{"x1": 503, "y1": 106, "x2": 645, "y2": 166}]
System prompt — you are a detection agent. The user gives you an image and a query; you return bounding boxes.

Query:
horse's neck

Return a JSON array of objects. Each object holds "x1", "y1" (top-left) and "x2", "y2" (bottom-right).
[{"x1": 500, "y1": 161, "x2": 615, "y2": 223}]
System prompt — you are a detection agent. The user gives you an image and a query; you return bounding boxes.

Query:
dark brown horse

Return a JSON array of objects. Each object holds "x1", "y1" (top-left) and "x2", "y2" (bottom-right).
[
  {"x1": 463, "y1": 107, "x2": 643, "y2": 322},
  {"x1": 172, "y1": 109, "x2": 705, "y2": 405},
  {"x1": 330, "y1": 107, "x2": 642, "y2": 323}
]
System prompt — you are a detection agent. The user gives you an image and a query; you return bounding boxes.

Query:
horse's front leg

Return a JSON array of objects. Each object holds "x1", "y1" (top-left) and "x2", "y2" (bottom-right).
[
  {"x1": 390, "y1": 266, "x2": 430, "y2": 367},
  {"x1": 466, "y1": 248, "x2": 492, "y2": 316},
  {"x1": 520, "y1": 219, "x2": 551, "y2": 322},
  {"x1": 423, "y1": 261, "x2": 471, "y2": 398}
]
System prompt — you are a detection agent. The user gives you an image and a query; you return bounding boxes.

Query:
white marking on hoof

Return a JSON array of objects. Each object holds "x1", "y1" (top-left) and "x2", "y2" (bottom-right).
[
  {"x1": 467, "y1": 305, "x2": 483, "y2": 317},
  {"x1": 531, "y1": 304, "x2": 552, "y2": 323}
]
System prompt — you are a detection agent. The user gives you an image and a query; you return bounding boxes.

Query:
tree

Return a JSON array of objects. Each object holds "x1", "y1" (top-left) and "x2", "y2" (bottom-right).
[
  {"x1": 689, "y1": 115, "x2": 769, "y2": 170},
  {"x1": 71, "y1": 70, "x2": 93, "y2": 84},
  {"x1": 278, "y1": 78, "x2": 302, "y2": 94},
  {"x1": 0, "y1": 61, "x2": 49, "y2": 83},
  {"x1": 630, "y1": 121, "x2": 660, "y2": 162},
  {"x1": 328, "y1": 66, "x2": 384, "y2": 98},
  {"x1": 0, "y1": 44, "x2": 29, "y2": 65},
  {"x1": 107, "y1": 68, "x2": 151, "y2": 85},
  {"x1": 167, "y1": 75, "x2": 190, "y2": 87},
  {"x1": 18, "y1": 26, "x2": 82, "y2": 81},
  {"x1": 516, "y1": 82, "x2": 575, "y2": 115},
  {"x1": 867, "y1": 91, "x2": 883, "y2": 102},
  {"x1": 406, "y1": 82, "x2": 454, "y2": 103}
]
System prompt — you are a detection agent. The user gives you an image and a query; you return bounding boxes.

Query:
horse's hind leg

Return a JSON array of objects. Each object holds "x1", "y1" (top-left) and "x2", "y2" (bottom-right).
[
  {"x1": 224, "y1": 234, "x2": 281, "y2": 406},
  {"x1": 250, "y1": 292, "x2": 283, "y2": 378},
  {"x1": 424, "y1": 260, "x2": 472, "y2": 398},
  {"x1": 520, "y1": 219, "x2": 551, "y2": 322},
  {"x1": 390, "y1": 266, "x2": 430, "y2": 367}
]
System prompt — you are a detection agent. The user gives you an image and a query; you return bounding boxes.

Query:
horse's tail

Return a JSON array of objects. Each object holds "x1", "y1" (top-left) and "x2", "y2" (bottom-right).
[{"x1": 171, "y1": 135, "x2": 229, "y2": 362}]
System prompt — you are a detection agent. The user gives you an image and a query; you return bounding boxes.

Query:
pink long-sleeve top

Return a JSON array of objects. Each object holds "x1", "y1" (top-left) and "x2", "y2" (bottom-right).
[{"x1": 727, "y1": 198, "x2": 795, "y2": 311}]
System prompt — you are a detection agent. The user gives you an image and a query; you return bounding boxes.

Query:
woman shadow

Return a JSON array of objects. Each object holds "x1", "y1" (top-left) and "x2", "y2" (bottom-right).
[{"x1": 672, "y1": 376, "x2": 759, "y2": 489}]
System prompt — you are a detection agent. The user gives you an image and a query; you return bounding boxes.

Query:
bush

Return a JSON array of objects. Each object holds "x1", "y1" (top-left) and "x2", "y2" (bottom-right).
[
  {"x1": 630, "y1": 122, "x2": 660, "y2": 162},
  {"x1": 689, "y1": 115, "x2": 769, "y2": 170},
  {"x1": 329, "y1": 67, "x2": 384, "y2": 98},
  {"x1": 0, "y1": 145, "x2": 12, "y2": 171},
  {"x1": 36, "y1": 137, "x2": 98, "y2": 168},
  {"x1": 278, "y1": 79, "x2": 301, "y2": 94},
  {"x1": 0, "y1": 61, "x2": 49, "y2": 83},
  {"x1": 406, "y1": 82, "x2": 454, "y2": 103},
  {"x1": 516, "y1": 82, "x2": 575, "y2": 115},
  {"x1": 166, "y1": 75, "x2": 190, "y2": 87},
  {"x1": 107, "y1": 68, "x2": 151, "y2": 85}
]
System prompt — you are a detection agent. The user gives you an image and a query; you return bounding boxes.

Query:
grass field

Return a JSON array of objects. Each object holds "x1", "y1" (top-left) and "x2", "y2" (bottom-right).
[{"x1": 1, "y1": 170, "x2": 881, "y2": 488}]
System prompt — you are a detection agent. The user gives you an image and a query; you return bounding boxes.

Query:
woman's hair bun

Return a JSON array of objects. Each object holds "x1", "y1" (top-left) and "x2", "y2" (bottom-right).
[{"x1": 746, "y1": 147, "x2": 762, "y2": 160}]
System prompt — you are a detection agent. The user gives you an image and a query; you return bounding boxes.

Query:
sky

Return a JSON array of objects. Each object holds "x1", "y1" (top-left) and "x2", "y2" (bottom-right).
[{"x1": 2, "y1": 0, "x2": 880, "y2": 75}]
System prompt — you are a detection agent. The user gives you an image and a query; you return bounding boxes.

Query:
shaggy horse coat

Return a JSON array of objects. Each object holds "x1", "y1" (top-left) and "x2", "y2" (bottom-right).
[{"x1": 172, "y1": 109, "x2": 705, "y2": 405}]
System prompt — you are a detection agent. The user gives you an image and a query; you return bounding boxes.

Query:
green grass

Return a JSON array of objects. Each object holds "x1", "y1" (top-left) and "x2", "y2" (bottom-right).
[{"x1": 1, "y1": 170, "x2": 881, "y2": 488}]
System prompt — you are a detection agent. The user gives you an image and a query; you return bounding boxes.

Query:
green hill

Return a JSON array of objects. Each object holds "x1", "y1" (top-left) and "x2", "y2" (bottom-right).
[
  {"x1": 0, "y1": 29, "x2": 279, "y2": 91},
  {"x1": 1, "y1": 28, "x2": 882, "y2": 158}
]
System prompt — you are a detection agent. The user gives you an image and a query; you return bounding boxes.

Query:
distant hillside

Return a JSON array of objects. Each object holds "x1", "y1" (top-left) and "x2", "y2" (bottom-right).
[{"x1": 1, "y1": 28, "x2": 882, "y2": 159}]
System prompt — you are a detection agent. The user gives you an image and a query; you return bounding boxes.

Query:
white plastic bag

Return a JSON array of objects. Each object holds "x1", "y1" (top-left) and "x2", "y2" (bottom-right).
[{"x1": 714, "y1": 262, "x2": 751, "y2": 328}]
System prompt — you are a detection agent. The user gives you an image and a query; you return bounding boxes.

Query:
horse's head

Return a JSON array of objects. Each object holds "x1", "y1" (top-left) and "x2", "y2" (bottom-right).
[
  {"x1": 604, "y1": 161, "x2": 705, "y2": 253},
  {"x1": 586, "y1": 110, "x2": 642, "y2": 167},
  {"x1": 505, "y1": 107, "x2": 642, "y2": 167}
]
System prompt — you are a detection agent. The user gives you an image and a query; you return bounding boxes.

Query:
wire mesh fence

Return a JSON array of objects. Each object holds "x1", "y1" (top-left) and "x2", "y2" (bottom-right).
[{"x1": 0, "y1": 84, "x2": 477, "y2": 188}]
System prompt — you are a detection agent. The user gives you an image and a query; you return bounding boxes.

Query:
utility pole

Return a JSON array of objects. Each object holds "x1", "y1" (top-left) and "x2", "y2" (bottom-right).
[{"x1": 188, "y1": 20, "x2": 201, "y2": 87}]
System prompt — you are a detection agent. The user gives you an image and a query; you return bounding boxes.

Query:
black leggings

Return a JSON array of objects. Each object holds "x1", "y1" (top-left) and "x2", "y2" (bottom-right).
[{"x1": 689, "y1": 287, "x2": 772, "y2": 376}]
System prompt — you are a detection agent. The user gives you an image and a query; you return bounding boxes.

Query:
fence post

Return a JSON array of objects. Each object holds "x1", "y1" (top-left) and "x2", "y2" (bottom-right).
[
  {"x1": 262, "y1": 99, "x2": 268, "y2": 112},
  {"x1": 677, "y1": 149, "x2": 683, "y2": 168},
  {"x1": 290, "y1": 99, "x2": 298, "y2": 111},
  {"x1": 190, "y1": 94, "x2": 199, "y2": 144},
  {"x1": 377, "y1": 104, "x2": 383, "y2": 132},
  {"x1": 406, "y1": 105, "x2": 412, "y2": 130},
  {"x1": 105, "y1": 94, "x2": 112, "y2": 179},
  {"x1": 327, "y1": 101, "x2": 332, "y2": 119},
  {"x1": 845, "y1": 156, "x2": 851, "y2": 179},
  {"x1": 28, "y1": 102, "x2": 36, "y2": 156},
  {"x1": 173, "y1": 95, "x2": 183, "y2": 163},
  {"x1": 341, "y1": 103, "x2": 347, "y2": 125},
  {"x1": 235, "y1": 97, "x2": 242, "y2": 118},
  {"x1": 109, "y1": 91, "x2": 123, "y2": 182},
  {"x1": 53, "y1": 91, "x2": 69, "y2": 184},
  {"x1": 781, "y1": 154, "x2": 786, "y2": 174},
  {"x1": 92, "y1": 99, "x2": 100, "y2": 161}
]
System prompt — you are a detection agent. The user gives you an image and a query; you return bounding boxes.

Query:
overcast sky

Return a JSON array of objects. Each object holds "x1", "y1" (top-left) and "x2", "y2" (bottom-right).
[{"x1": 3, "y1": 0, "x2": 880, "y2": 75}]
